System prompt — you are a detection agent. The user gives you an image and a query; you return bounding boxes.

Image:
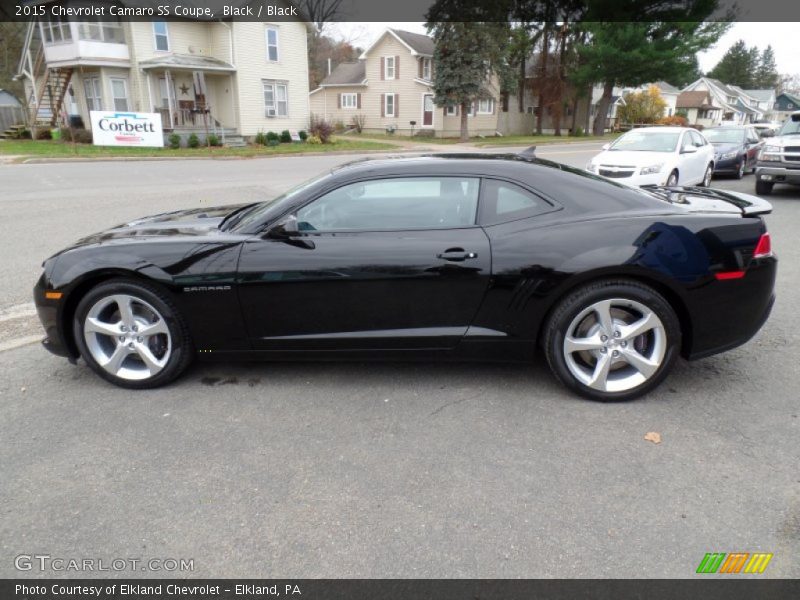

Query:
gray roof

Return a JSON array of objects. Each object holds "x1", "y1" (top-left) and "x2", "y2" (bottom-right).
[
  {"x1": 0, "y1": 89, "x2": 22, "y2": 107},
  {"x1": 390, "y1": 29, "x2": 435, "y2": 56},
  {"x1": 742, "y1": 89, "x2": 775, "y2": 102},
  {"x1": 652, "y1": 81, "x2": 679, "y2": 94},
  {"x1": 138, "y1": 54, "x2": 235, "y2": 72},
  {"x1": 320, "y1": 61, "x2": 366, "y2": 86},
  {"x1": 705, "y1": 77, "x2": 740, "y2": 98}
]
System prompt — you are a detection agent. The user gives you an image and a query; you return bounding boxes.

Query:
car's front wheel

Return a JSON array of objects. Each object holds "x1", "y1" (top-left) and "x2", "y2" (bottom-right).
[
  {"x1": 543, "y1": 280, "x2": 681, "y2": 401},
  {"x1": 666, "y1": 170, "x2": 679, "y2": 187},
  {"x1": 700, "y1": 163, "x2": 714, "y2": 187},
  {"x1": 756, "y1": 180, "x2": 774, "y2": 196},
  {"x1": 73, "y1": 279, "x2": 193, "y2": 388}
]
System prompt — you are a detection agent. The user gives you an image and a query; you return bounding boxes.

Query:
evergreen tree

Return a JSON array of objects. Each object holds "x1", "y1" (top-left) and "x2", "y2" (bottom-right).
[
  {"x1": 755, "y1": 45, "x2": 780, "y2": 89},
  {"x1": 707, "y1": 39, "x2": 758, "y2": 87}
]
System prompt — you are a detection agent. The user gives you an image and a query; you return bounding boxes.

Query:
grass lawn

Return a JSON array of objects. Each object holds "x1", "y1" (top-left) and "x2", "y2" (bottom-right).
[
  {"x1": 348, "y1": 132, "x2": 621, "y2": 146},
  {"x1": 0, "y1": 137, "x2": 398, "y2": 159}
]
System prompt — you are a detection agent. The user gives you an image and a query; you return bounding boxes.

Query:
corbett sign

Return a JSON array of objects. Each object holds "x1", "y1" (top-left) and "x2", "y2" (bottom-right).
[{"x1": 90, "y1": 111, "x2": 164, "y2": 147}]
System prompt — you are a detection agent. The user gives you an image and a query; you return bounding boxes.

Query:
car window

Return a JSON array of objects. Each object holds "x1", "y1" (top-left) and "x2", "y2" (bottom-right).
[
  {"x1": 479, "y1": 179, "x2": 552, "y2": 226},
  {"x1": 746, "y1": 129, "x2": 760, "y2": 143},
  {"x1": 680, "y1": 133, "x2": 694, "y2": 151},
  {"x1": 689, "y1": 131, "x2": 705, "y2": 146},
  {"x1": 295, "y1": 177, "x2": 480, "y2": 231},
  {"x1": 610, "y1": 131, "x2": 680, "y2": 152}
]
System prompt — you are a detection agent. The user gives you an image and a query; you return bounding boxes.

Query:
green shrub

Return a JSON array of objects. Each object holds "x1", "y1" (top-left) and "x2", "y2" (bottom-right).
[
  {"x1": 35, "y1": 128, "x2": 52, "y2": 140},
  {"x1": 59, "y1": 128, "x2": 93, "y2": 143},
  {"x1": 254, "y1": 131, "x2": 266, "y2": 145},
  {"x1": 265, "y1": 131, "x2": 279, "y2": 143},
  {"x1": 572, "y1": 127, "x2": 584, "y2": 137},
  {"x1": 298, "y1": 130, "x2": 307, "y2": 141},
  {"x1": 168, "y1": 133, "x2": 181, "y2": 149},
  {"x1": 280, "y1": 130, "x2": 292, "y2": 143},
  {"x1": 207, "y1": 134, "x2": 220, "y2": 147},
  {"x1": 306, "y1": 134, "x2": 322, "y2": 145},
  {"x1": 187, "y1": 133, "x2": 200, "y2": 148},
  {"x1": 267, "y1": 139, "x2": 280, "y2": 146}
]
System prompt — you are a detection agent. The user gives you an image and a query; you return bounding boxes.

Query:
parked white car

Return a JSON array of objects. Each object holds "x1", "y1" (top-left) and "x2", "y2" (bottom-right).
[{"x1": 587, "y1": 127, "x2": 715, "y2": 187}]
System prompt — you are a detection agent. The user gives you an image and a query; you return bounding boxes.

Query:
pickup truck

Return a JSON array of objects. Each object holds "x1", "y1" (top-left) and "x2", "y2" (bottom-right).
[{"x1": 754, "y1": 111, "x2": 800, "y2": 195}]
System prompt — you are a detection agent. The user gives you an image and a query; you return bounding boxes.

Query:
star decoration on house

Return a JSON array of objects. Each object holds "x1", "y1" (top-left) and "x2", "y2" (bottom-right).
[{"x1": 179, "y1": 84, "x2": 190, "y2": 96}]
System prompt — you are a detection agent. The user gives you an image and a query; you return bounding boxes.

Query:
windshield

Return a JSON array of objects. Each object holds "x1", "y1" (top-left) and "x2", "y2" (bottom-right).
[
  {"x1": 703, "y1": 128, "x2": 744, "y2": 144},
  {"x1": 609, "y1": 131, "x2": 681, "y2": 152},
  {"x1": 777, "y1": 114, "x2": 800, "y2": 136},
  {"x1": 224, "y1": 171, "x2": 334, "y2": 231}
]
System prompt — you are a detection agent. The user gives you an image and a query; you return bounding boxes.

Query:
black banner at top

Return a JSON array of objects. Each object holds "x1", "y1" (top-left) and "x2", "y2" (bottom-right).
[{"x1": 2, "y1": 0, "x2": 800, "y2": 22}]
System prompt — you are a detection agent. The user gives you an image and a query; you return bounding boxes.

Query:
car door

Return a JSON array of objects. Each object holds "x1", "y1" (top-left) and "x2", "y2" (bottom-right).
[
  {"x1": 677, "y1": 132, "x2": 701, "y2": 184},
  {"x1": 745, "y1": 127, "x2": 763, "y2": 168},
  {"x1": 236, "y1": 176, "x2": 492, "y2": 351}
]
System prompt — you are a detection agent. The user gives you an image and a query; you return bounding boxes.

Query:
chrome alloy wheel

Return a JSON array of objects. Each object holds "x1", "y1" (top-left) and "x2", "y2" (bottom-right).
[
  {"x1": 562, "y1": 298, "x2": 667, "y2": 393},
  {"x1": 83, "y1": 294, "x2": 171, "y2": 380}
]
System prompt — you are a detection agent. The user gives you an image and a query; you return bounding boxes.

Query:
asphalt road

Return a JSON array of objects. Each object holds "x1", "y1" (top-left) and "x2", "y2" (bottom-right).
[{"x1": 1, "y1": 143, "x2": 799, "y2": 578}]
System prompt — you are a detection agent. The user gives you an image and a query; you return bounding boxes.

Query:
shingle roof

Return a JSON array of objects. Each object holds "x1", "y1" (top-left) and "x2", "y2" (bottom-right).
[
  {"x1": 389, "y1": 29, "x2": 435, "y2": 56},
  {"x1": 320, "y1": 61, "x2": 366, "y2": 86},
  {"x1": 742, "y1": 89, "x2": 775, "y2": 102},
  {"x1": 677, "y1": 90, "x2": 713, "y2": 108},
  {"x1": 705, "y1": 77, "x2": 739, "y2": 98},
  {"x1": 138, "y1": 54, "x2": 235, "y2": 71},
  {"x1": 653, "y1": 81, "x2": 680, "y2": 94}
]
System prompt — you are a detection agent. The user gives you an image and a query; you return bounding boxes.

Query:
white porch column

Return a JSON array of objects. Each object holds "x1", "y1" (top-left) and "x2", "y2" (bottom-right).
[{"x1": 165, "y1": 69, "x2": 175, "y2": 128}]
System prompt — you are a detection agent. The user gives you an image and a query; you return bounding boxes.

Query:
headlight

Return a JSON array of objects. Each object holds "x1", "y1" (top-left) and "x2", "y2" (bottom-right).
[
  {"x1": 763, "y1": 145, "x2": 780, "y2": 153},
  {"x1": 760, "y1": 145, "x2": 781, "y2": 161},
  {"x1": 639, "y1": 163, "x2": 663, "y2": 175},
  {"x1": 586, "y1": 163, "x2": 597, "y2": 173},
  {"x1": 719, "y1": 150, "x2": 738, "y2": 160}
]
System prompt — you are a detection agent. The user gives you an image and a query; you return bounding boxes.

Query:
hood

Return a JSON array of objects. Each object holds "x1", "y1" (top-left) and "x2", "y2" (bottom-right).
[
  {"x1": 765, "y1": 135, "x2": 800, "y2": 147},
  {"x1": 710, "y1": 142, "x2": 742, "y2": 154},
  {"x1": 591, "y1": 150, "x2": 673, "y2": 167},
  {"x1": 58, "y1": 204, "x2": 253, "y2": 254}
]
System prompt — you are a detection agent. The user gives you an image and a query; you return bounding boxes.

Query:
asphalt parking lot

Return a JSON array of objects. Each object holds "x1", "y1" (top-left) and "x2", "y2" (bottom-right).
[{"x1": 1, "y1": 143, "x2": 799, "y2": 578}]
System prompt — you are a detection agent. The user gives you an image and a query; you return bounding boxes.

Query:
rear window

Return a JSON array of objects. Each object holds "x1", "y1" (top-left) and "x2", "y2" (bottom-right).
[{"x1": 479, "y1": 179, "x2": 553, "y2": 225}]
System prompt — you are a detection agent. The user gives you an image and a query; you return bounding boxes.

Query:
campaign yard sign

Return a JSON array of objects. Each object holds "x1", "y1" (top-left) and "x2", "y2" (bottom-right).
[{"x1": 90, "y1": 111, "x2": 164, "y2": 147}]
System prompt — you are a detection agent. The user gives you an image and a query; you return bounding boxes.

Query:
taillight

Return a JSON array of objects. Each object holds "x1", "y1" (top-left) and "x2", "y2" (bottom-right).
[{"x1": 753, "y1": 233, "x2": 772, "y2": 258}]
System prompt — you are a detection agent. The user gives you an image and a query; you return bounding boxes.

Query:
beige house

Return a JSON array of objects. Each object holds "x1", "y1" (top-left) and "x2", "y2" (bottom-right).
[
  {"x1": 16, "y1": 7, "x2": 310, "y2": 144},
  {"x1": 309, "y1": 28, "x2": 501, "y2": 138}
]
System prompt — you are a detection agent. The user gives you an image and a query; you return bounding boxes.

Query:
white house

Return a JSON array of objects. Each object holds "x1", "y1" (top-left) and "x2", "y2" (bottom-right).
[
  {"x1": 682, "y1": 77, "x2": 774, "y2": 125},
  {"x1": 16, "y1": 2, "x2": 310, "y2": 143}
]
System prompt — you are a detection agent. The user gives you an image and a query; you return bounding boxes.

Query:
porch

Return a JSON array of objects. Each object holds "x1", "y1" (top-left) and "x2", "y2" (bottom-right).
[{"x1": 139, "y1": 55, "x2": 238, "y2": 136}]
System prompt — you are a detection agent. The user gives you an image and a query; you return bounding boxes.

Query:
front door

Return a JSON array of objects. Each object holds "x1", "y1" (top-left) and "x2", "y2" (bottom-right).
[
  {"x1": 423, "y1": 94, "x2": 434, "y2": 127},
  {"x1": 237, "y1": 176, "x2": 491, "y2": 351}
]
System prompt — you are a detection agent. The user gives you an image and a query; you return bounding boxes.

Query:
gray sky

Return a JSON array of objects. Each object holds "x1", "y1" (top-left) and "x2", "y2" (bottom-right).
[{"x1": 328, "y1": 22, "x2": 798, "y2": 77}]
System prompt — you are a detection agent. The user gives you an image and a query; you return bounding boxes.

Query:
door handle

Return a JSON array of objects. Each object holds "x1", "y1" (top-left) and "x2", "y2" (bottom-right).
[{"x1": 437, "y1": 248, "x2": 478, "y2": 262}]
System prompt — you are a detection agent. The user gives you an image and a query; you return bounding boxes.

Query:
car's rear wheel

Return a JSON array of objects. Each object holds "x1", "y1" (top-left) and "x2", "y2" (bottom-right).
[
  {"x1": 543, "y1": 280, "x2": 681, "y2": 402},
  {"x1": 666, "y1": 170, "x2": 679, "y2": 187},
  {"x1": 73, "y1": 279, "x2": 193, "y2": 389},
  {"x1": 735, "y1": 161, "x2": 745, "y2": 179},
  {"x1": 756, "y1": 180, "x2": 774, "y2": 196},
  {"x1": 700, "y1": 163, "x2": 713, "y2": 187}
]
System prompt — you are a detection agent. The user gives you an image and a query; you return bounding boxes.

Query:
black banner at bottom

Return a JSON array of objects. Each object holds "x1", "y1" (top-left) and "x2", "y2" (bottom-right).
[{"x1": 3, "y1": 579, "x2": 800, "y2": 600}]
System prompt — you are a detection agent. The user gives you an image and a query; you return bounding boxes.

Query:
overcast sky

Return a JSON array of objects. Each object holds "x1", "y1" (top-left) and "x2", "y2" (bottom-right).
[{"x1": 328, "y1": 22, "x2": 798, "y2": 77}]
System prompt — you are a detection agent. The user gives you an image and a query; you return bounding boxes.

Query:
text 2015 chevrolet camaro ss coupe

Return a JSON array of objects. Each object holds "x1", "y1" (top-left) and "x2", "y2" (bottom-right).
[{"x1": 34, "y1": 154, "x2": 776, "y2": 401}]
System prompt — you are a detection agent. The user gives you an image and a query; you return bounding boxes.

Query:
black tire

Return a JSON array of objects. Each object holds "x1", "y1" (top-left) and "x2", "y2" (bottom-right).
[
  {"x1": 542, "y1": 279, "x2": 682, "y2": 402},
  {"x1": 755, "y1": 180, "x2": 773, "y2": 196},
  {"x1": 699, "y1": 163, "x2": 713, "y2": 187},
  {"x1": 735, "y1": 161, "x2": 745, "y2": 180},
  {"x1": 666, "y1": 170, "x2": 679, "y2": 187},
  {"x1": 73, "y1": 279, "x2": 193, "y2": 389}
]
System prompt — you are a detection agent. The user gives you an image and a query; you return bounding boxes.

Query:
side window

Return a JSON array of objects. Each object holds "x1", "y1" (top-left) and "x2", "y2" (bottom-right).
[
  {"x1": 690, "y1": 131, "x2": 705, "y2": 146},
  {"x1": 296, "y1": 177, "x2": 480, "y2": 232},
  {"x1": 479, "y1": 179, "x2": 552, "y2": 226}
]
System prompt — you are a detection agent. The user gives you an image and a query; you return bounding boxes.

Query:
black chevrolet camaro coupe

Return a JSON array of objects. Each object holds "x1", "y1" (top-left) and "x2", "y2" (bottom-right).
[{"x1": 34, "y1": 154, "x2": 776, "y2": 401}]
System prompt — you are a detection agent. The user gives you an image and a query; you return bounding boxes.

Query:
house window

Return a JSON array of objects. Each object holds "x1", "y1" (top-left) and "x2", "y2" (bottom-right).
[
  {"x1": 341, "y1": 93, "x2": 357, "y2": 109},
  {"x1": 41, "y1": 19, "x2": 72, "y2": 44},
  {"x1": 385, "y1": 56, "x2": 396, "y2": 80},
  {"x1": 422, "y1": 58, "x2": 431, "y2": 80},
  {"x1": 476, "y1": 98, "x2": 494, "y2": 114},
  {"x1": 79, "y1": 21, "x2": 123, "y2": 43},
  {"x1": 264, "y1": 80, "x2": 288, "y2": 117},
  {"x1": 153, "y1": 21, "x2": 169, "y2": 51},
  {"x1": 446, "y1": 105, "x2": 457, "y2": 116},
  {"x1": 83, "y1": 77, "x2": 102, "y2": 112},
  {"x1": 266, "y1": 27, "x2": 279, "y2": 62},
  {"x1": 385, "y1": 93, "x2": 395, "y2": 117},
  {"x1": 110, "y1": 78, "x2": 129, "y2": 111}
]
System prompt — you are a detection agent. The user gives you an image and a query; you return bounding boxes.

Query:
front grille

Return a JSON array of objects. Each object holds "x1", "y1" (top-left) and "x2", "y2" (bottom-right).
[
  {"x1": 599, "y1": 169, "x2": 634, "y2": 178},
  {"x1": 784, "y1": 146, "x2": 800, "y2": 153}
]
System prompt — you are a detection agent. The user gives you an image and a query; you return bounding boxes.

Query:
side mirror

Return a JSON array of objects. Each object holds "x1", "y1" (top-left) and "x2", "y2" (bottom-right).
[
  {"x1": 601, "y1": 143, "x2": 611, "y2": 151},
  {"x1": 266, "y1": 214, "x2": 299, "y2": 239}
]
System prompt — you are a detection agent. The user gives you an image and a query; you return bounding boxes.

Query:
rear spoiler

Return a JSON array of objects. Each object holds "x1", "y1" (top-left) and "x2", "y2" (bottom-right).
[{"x1": 641, "y1": 185, "x2": 773, "y2": 216}]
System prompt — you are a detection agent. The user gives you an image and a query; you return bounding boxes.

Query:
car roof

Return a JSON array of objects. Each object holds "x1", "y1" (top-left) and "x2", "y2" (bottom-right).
[{"x1": 621, "y1": 127, "x2": 690, "y2": 134}]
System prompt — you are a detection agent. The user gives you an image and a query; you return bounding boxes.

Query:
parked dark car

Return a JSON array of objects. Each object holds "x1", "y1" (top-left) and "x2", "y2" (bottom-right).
[
  {"x1": 34, "y1": 154, "x2": 776, "y2": 401},
  {"x1": 704, "y1": 125, "x2": 764, "y2": 178}
]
